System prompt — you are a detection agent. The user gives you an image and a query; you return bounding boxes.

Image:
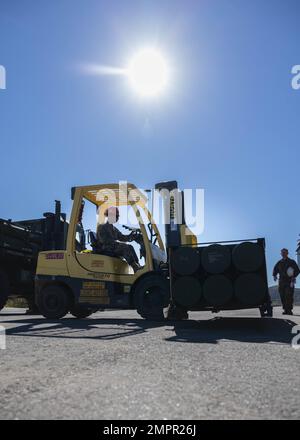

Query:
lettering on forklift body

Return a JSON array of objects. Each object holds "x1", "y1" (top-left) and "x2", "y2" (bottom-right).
[
  {"x1": 80, "y1": 281, "x2": 108, "y2": 296},
  {"x1": 82, "y1": 281, "x2": 106, "y2": 288},
  {"x1": 45, "y1": 252, "x2": 64, "y2": 260},
  {"x1": 170, "y1": 195, "x2": 176, "y2": 231},
  {"x1": 91, "y1": 260, "x2": 104, "y2": 268},
  {"x1": 88, "y1": 272, "x2": 111, "y2": 280},
  {"x1": 80, "y1": 290, "x2": 108, "y2": 297},
  {"x1": 80, "y1": 280, "x2": 110, "y2": 304}
]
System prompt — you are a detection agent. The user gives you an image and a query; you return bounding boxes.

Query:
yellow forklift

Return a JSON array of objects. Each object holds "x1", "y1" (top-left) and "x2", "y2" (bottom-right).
[
  {"x1": 35, "y1": 181, "x2": 195, "y2": 320},
  {"x1": 35, "y1": 180, "x2": 272, "y2": 320}
]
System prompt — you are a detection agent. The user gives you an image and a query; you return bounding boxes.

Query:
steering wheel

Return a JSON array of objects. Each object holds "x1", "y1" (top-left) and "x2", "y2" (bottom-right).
[
  {"x1": 122, "y1": 224, "x2": 142, "y2": 234},
  {"x1": 122, "y1": 225, "x2": 144, "y2": 251}
]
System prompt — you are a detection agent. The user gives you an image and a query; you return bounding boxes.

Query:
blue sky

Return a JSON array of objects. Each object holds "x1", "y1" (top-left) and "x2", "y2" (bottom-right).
[{"x1": 0, "y1": 0, "x2": 299, "y2": 283}]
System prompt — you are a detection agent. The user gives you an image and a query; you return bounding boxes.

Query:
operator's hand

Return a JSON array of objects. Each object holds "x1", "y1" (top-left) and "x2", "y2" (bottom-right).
[{"x1": 128, "y1": 232, "x2": 136, "y2": 242}]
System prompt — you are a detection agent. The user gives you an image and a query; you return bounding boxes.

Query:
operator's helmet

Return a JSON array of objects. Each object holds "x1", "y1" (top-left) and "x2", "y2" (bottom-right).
[
  {"x1": 104, "y1": 206, "x2": 120, "y2": 223},
  {"x1": 287, "y1": 267, "x2": 294, "y2": 277}
]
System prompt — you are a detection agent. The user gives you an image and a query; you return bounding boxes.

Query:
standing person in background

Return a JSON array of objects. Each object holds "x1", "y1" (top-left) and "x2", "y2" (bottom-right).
[{"x1": 273, "y1": 248, "x2": 300, "y2": 315}]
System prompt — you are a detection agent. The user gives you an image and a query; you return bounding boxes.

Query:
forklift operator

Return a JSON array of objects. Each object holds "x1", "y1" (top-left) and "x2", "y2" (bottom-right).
[{"x1": 96, "y1": 206, "x2": 142, "y2": 273}]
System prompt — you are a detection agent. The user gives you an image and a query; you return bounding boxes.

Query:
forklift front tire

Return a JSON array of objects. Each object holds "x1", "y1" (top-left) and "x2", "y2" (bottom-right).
[
  {"x1": 134, "y1": 275, "x2": 169, "y2": 321},
  {"x1": 37, "y1": 285, "x2": 70, "y2": 319}
]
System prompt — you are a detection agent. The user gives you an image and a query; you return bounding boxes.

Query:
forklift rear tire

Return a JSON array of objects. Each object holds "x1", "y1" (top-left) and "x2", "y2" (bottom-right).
[
  {"x1": 26, "y1": 295, "x2": 40, "y2": 315},
  {"x1": 70, "y1": 305, "x2": 94, "y2": 319},
  {"x1": 37, "y1": 285, "x2": 70, "y2": 319},
  {"x1": 0, "y1": 269, "x2": 9, "y2": 311},
  {"x1": 134, "y1": 275, "x2": 169, "y2": 321}
]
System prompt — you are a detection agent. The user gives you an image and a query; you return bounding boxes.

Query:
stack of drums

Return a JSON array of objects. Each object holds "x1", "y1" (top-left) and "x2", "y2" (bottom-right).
[
  {"x1": 232, "y1": 242, "x2": 266, "y2": 306},
  {"x1": 171, "y1": 241, "x2": 267, "y2": 309},
  {"x1": 171, "y1": 247, "x2": 201, "y2": 308},
  {"x1": 201, "y1": 244, "x2": 232, "y2": 307}
]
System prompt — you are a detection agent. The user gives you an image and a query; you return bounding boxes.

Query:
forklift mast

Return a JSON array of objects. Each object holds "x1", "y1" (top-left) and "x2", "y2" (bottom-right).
[
  {"x1": 42, "y1": 200, "x2": 68, "y2": 250},
  {"x1": 155, "y1": 180, "x2": 197, "y2": 249}
]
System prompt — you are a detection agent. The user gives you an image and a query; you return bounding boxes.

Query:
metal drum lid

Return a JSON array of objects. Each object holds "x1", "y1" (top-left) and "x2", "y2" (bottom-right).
[
  {"x1": 203, "y1": 275, "x2": 234, "y2": 307},
  {"x1": 232, "y1": 242, "x2": 264, "y2": 272},
  {"x1": 201, "y1": 244, "x2": 231, "y2": 274},
  {"x1": 234, "y1": 273, "x2": 266, "y2": 306},
  {"x1": 171, "y1": 247, "x2": 200, "y2": 276},
  {"x1": 173, "y1": 276, "x2": 202, "y2": 307}
]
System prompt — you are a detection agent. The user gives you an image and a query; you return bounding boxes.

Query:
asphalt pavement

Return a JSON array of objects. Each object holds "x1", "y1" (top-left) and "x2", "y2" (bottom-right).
[{"x1": 0, "y1": 306, "x2": 300, "y2": 420}]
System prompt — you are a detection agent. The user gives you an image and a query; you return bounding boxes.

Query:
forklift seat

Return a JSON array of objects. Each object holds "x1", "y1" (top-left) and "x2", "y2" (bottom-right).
[{"x1": 88, "y1": 231, "x2": 120, "y2": 258}]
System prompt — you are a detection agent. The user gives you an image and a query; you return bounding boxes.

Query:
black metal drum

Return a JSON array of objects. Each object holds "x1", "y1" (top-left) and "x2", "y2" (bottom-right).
[
  {"x1": 201, "y1": 244, "x2": 231, "y2": 274},
  {"x1": 173, "y1": 276, "x2": 202, "y2": 307},
  {"x1": 171, "y1": 247, "x2": 200, "y2": 276},
  {"x1": 234, "y1": 273, "x2": 266, "y2": 305},
  {"x1": 203, "y1": 275, "x2": 234, "y2": 307},
  {"x1": 232, "y1": 242, "x2": 264, "y2": 272}
]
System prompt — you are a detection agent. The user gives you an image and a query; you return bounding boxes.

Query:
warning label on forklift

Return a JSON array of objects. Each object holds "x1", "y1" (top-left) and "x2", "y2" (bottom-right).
[
  {"x1": 82, "y1": 281, "x2": 106, "y2": 289},
  {"x1": 91, "y1": 260, "x2": 105, "y2": 268},
  {"x1": 79, "y1": 281, "x2": 110, "y2": 304}
]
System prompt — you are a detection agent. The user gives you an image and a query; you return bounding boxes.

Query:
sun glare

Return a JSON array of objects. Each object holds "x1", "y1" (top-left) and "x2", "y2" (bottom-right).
[{"x1": 127, "y1": 48, "x2": 169, "y2": 97}]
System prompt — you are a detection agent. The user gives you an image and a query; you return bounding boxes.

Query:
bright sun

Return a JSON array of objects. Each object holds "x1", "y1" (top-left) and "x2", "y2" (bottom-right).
[{"x1": 127, "y1": 48, "x2": 169, "y2": 97}]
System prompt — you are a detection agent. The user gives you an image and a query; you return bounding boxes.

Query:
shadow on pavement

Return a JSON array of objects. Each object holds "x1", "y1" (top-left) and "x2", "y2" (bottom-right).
[
  {"x1": 1, "y1": 312, "x2": 298, "y2": 345},
  {"x1": 166, "y1": 317, "x2": 298, "y2": 345},
  {"x1": 2, "y1": 317, "x2": 166, "y2": 341}
]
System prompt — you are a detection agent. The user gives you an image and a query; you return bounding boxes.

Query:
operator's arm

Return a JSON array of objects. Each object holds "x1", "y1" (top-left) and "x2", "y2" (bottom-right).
[
  {"x1": 97, "y1": 223, "x2": 132, "y2": 244},
  {"x1": 113, "y1": 225, "x2": 133, "y2": 243}
]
